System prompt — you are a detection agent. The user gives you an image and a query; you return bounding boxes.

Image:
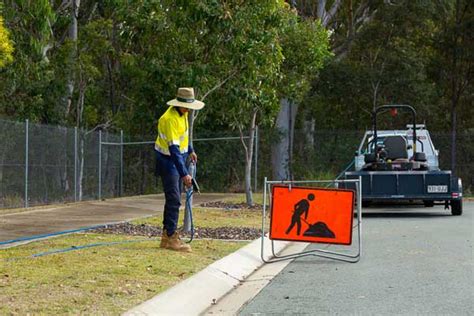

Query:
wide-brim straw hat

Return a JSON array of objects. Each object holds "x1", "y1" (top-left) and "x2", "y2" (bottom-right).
[{"x1": 167, "y1": 87, "x2": 205, "y2": 110}]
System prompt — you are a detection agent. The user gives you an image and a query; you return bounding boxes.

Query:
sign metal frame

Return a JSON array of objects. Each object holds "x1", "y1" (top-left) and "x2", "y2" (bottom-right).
[{"x1": 260, "y1": 177, "x2": 362, "y2": 263}]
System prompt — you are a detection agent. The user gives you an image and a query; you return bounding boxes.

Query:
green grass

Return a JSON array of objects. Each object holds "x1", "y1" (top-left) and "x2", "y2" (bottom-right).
[
  {"x1": 219, "y1": 193, "x2": 266, "y2": 206},
  {"x1": 0, "y1": 234, "x2": 246, "y2": 314},
  {"x1": 0, "y1": 199, "x2": 267, "y2": 315}
]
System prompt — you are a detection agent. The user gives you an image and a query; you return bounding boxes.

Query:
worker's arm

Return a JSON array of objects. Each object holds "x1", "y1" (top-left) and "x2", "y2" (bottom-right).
[
  {"x1": 168, "y1": 145, "x2": 188, "y2": 177},
  {"x1": 169, "y1": 145, "x2": 192, "y2": 187}
]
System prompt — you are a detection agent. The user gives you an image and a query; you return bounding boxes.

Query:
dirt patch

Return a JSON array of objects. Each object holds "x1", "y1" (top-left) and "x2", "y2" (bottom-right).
[
  {"x1": 200, "y1": 201, "x2": 263, "y2": 210},
  {"x1": 93, "y1": 223, "x2": 262, "y2": 240}
]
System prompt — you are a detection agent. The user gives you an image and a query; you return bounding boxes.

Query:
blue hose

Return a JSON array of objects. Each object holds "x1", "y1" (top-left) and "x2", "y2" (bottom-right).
[
  {"x1": 335, "y1": 159, "x2": 355, "y2": 181},
  {"x1": 183, "y1": 161, "x2": 197, "y2": 243},
  {"x1": 0, "y1": 224, "x2": 107, "y2": 246},
  {"x1": 324, "y1": 159, "x2": 355, "y2": 188},
  {"x1": 184, "y1": 188, "x2": 194, "y2": 243},
  {"x1": 5, "y1": 239, "x2": 152, "y2": 261},
  {"x1": 31, "y1": 240, "x2": 145, "y2": 257}
]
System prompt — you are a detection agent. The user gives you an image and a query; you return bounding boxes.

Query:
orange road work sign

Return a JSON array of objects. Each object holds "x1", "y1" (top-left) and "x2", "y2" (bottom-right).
[{"x1": 270, "y1": 185, "x2": 355, "y2": 245}]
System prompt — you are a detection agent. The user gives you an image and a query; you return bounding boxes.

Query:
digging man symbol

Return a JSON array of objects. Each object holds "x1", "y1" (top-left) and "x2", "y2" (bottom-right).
[{"x1": 285, "y1": 193, "x2": 315, "y2": 235}]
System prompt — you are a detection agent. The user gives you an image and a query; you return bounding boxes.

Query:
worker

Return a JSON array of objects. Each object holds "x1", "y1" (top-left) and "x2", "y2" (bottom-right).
[{"x1": 155, "y1": 87, "x2": 205, "y2": 252}]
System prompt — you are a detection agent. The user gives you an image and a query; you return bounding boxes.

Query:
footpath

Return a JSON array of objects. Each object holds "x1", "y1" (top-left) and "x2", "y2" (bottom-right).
[{"x1": 0, "y1": 193, "x2": 228, "y2": 248}]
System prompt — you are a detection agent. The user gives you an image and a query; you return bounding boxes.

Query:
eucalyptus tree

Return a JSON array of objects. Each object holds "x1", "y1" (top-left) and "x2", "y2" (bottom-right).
[
  {"x1": 192, "y1": 1, "x2": 331, "y2": 205},
  {"x1": 310, "y1": 0, "x2": 470, "y2": 133},
  {"x1": 107, "y1": 0, "x2": 322, "y2": 205},
  {"x1": 189, "y1": 0, "x2": 288, "y2": 205},
  {"x1": 429, "y1": 0, "x2": 473, "y2": 174},
  {"x1": 69, "y1": 0, "x2": 288, "y2": 203},
  {"x1": 271, "y1": 12, "x2": 331, "y2": 180},
  {"x1": 272, "y1": 0, "x2": 380, "y2": 180},
  {"x1": 341, "y1": 1, "x2": 437, "y2": 118},
  {"x1": 64, "y1": 0, "x2": 81, "y2": 117}
]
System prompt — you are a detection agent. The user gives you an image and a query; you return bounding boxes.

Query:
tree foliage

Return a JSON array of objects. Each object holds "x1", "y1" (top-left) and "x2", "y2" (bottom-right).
[
  {"x1": 0, "y1": 1, "x2": 331, "y2": 130},
  {"x1": 0, "y1": 15, "x2": 14, "y2": 68},
  {"x1": 306, "y1": 0, "x2": 472, "y2": 132},
  {"x1": 0, "y1": 0, "x2": 472, "y2": 192}
]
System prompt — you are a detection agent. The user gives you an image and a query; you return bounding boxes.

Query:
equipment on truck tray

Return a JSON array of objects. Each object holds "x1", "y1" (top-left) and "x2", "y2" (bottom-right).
[{"x1": 343, "y1": 105, "x2": 463, "y2": 215}]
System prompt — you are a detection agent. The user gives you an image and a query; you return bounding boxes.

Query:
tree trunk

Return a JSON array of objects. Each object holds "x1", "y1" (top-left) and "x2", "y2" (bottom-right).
[
  {"x1": 274, "y1": 0, "x2": 375, "y2": 177},
  {"x1": 450, "y1": 0, "x2": 461, "y2": 175},
  {"x1": 450, "y1": 101, "x2": 457, "y2": 174},
  {"x1": 303, "y1": 118, "x2": 315, "y2": 149},
  {"x1": 245, "y1": 110, "x2": 257, "y2": 206},
  {"x1": 65, "y1": 0, "x2": 80, "y2": 117},
  {"x1": 188, "y1": 110, "x2": 195, "y2": 146},
  {"x1": 272, "y1": 98, "x2": 298, "y2": 180},
  {"x1": 75, "y1": 66, "x2": 86, "y2": 201},
  {"x1": 240, "y1": 110, "x2": 257, "y2": 207}
]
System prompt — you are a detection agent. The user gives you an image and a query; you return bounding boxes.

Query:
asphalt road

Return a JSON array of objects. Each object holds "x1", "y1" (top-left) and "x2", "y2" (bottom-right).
[{"x1": 240, "y1": 202, "x2": 474, "y2": 315}]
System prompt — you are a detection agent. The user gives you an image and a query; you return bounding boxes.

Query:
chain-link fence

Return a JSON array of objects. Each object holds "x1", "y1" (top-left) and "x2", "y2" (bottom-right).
[
  {"x1": 0, "y1": 119, "x2": 259, "y2": 209},
  {"x1": 1, "y1": 118, "x2": 472, "y2": 209},
  {"x1": 0, "y1": 119, "x2": 123, "y2": 208},
  {"x1": 113, "y1": 131, "x2": 258, "y2": 197}
]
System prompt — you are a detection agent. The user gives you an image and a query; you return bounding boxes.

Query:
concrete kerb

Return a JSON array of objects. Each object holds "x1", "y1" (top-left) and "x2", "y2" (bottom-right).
[{"x1": 125, "y1": 236, "x2": 293, "y2": 316}]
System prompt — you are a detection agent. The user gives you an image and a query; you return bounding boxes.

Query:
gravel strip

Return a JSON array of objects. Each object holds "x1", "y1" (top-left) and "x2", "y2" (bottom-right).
[
  {"x1": 92, "y1": 223, "x2": 263, "y2": 240},
  {"x1": 199, "y1": 201, "x2": 262, "y2": 210}
]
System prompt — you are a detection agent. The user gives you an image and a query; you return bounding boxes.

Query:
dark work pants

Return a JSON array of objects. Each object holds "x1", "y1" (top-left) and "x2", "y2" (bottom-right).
[{"x1": 161, "y1": 172, "x2": 181, "y2": 236}]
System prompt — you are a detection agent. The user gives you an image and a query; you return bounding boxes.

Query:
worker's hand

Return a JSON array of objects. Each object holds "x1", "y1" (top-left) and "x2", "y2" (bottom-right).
[
  {"x1": 182, "y1": 174, "x2": 193, "y2": 188},
  {"x1": 189, "y1": 152, "x2": 198, "y2": 163}
]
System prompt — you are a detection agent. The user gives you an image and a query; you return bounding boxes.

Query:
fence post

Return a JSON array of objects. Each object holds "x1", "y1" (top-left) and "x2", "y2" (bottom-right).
[
  {"x1": 74, "y1": 127, "x2": 78, "y2": 202},
  {"x1": 99, "y1": 130, "x2": 102, "y2": 200},
  {"x1": 254, "y1": 125, "x2": 259, "y2": 192},
  {"x1": 120, "y1": 130, "x2": 123, "y2": 197},
  {"x1": 25, "y1": 119, "x2": 29, "y2": 208}
]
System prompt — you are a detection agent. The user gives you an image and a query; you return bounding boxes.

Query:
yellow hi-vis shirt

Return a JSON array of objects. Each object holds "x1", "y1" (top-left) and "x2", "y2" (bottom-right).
[{"x1": 155, "y1": 106, "x2": 189, "y2": 155}]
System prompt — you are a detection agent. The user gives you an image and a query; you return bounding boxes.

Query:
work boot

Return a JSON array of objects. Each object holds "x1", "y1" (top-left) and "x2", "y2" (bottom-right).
[
  {"x1": 160, "y1": 230, "x2": 169, "y2": 249},
  {"x1": 166, "y1": 232, "x2": 192, "y2": 252}
]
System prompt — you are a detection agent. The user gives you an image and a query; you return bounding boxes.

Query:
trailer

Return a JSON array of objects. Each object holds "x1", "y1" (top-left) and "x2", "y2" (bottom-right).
[{"x1": 343, "y1": 105, "x2": 463, "y2": 215}]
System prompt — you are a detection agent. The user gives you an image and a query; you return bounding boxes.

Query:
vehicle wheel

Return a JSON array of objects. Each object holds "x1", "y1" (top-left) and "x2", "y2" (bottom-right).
[
  {"x1": 423, "y1": 200, "x2": 434, "y2": 207},
  {"x1": 451, "y1": 199, "x2": 463, "y2": 216}
]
